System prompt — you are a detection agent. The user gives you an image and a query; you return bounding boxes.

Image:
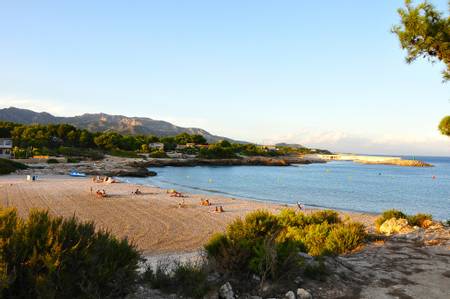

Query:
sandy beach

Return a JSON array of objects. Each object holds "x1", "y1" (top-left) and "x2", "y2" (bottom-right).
[{"x1": 0, "y1": 175, "x2": 376, "y2": 255}]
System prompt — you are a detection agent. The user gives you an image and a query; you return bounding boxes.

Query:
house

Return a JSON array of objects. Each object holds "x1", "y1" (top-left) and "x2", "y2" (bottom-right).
[
  {"x1": 0, "y1": 138, "x2": 13, "y2": 159},
  {"x1": 176, "y1": 143, "x2": 196, "y2": 150},
  {"x1": 148, "y1": 142, "x2": 164, "y2": 150},
  {"x1": 262, "y1": 145, "x2": 278, "y2": 151}
]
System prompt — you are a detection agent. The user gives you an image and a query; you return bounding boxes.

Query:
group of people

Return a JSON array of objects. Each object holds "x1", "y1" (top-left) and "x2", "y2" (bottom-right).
[{"x1": 92, "y1": 176, "x2": 117, "y2": 184}]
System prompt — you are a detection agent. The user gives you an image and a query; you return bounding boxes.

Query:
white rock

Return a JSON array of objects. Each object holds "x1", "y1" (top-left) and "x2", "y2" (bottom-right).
[
  {"x1": 219, "y1": 282, "x2": 234, "y2": 299},
  {"x1": 379, "y1": 218, "x2": 412, "y2": 236},
  {"x1": 297, "y1": 288, "x2": 312, "y2": 299},
  {"x1": 285, "y1": 290, "x2": 296, "y2": 299}
]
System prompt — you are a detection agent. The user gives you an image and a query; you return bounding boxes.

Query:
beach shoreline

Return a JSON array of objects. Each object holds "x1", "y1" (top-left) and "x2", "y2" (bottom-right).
[{"x1": 0, "y1": 174, "x2": 377, "y2": 255}]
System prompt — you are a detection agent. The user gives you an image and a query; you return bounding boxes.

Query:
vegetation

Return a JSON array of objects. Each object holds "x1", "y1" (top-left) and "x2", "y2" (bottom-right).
[
  {"x1": 142, "y1": 261, "x2": 209, "y2": 299},
  {"x1": 204, "y1": 209, "x2": 367, "y2": 280},
  {"x1": 375, "y1": 209, "x2": 432, "y2": 230},
  {"x1": 439, "y1": 115, "x2": 450, "y2": 136},
  {"x1": 46, "y1": 158, "x2": 59, "y2": 164},
  {"x1": 0, "y1": 158, "x2": 28, "y2": 175},
  {"x1": 392, "y1": 0, "x2": 449, "y2": 81},
  {"x1": 0, "y1": 121, "x2": 329, "y2": 160},
  {"x1": 0, "y1": 207, "x2": 141, "y2": 298},
  {"x1": 392, "y1": 1, "x2": 449, "y2": 137}
]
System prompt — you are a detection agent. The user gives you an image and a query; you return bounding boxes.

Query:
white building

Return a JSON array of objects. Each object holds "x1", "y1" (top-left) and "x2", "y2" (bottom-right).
[
  {"x1": 149, "y1": 142, "x2": 164, "y2": 150},
  {"x1": 0, "y1": 138, "x2": 12, "y2": 159}
]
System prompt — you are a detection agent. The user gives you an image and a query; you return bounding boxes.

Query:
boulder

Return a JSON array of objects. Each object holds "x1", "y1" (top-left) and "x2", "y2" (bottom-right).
[
  {"x1": 285, "y1": 290, "x2": 296, "y2": 299},
  {"x1": 219, "y1": 282, "x2": 234, "y2": 299},
  {"x1": 421, "y1": 219, "x2": 433, "y2": 228},
  {"x1": 379, "y1": 218, "x2": 412, "y2": 236},
  {"x1": 297, "y1": 288, "x2": 312, "y2": 299}
]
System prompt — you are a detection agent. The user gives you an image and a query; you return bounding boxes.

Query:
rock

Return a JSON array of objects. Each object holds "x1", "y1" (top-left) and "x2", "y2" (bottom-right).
[
  {"x1": 422, "y1": 219, "x2": 433, "y2": 228},
  {"x1": 379, "y1": 218, "x2": 412, "y2": 236},
  {"x1": 219, "y1": 282, "x2": 234, "y2": 299},
  {"x1": 297, "y1": 288, "x2": 312, "y2": 299},
  {"x1": 285, "y1": 290, "x2": 296, "y2": 299}
]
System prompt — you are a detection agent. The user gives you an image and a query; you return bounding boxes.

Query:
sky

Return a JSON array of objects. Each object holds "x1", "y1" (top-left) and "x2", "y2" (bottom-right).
[{"x1": 0, "y1": 1, "x2": 449, "y2": 156}]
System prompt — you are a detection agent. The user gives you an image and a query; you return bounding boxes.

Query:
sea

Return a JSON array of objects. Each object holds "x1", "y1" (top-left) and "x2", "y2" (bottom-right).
[{"x1": 124, "y1": 156, "x2": 450, "y2": 220}]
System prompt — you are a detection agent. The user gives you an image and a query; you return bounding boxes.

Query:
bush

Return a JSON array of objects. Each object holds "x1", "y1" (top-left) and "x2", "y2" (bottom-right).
[
  {"x1": 149, "y1": 150, "x2": 168, "y2": 158},
  {"x1": 198, "y1": 144, "x2": 237, "y2": 159},
  {"x1": 325, "y1": 222, "x2": 366, "y2": 255},
  {"x1": 407, "y1": 213, "x2": 432, "y2": 227},
  {"x1": 375, "y1": 209, "x2": 433, "y2": 230},
  {"x1": 66, "y1": 157, "x2": 80, "y2": 163},
  {"x1": 205, "y1": 209, "x2": 366, "y2": 280},
  {"x1": 46, "y1": 158, "x2": 59, "y2": 164},
  {"x1": 57, "y1": 146, "x2": 104, "y2": 160},
  {"x1": 0, "y1": 158, "x2": 28, "y2": 175},
  {"x1": 109, "y1": 149, "x2": 141, "y2": 158},
  {"x1": 142, "y1": 261, "x2": 209, "y2": 299},
  {"x1": 0, "y1": 207, "x2": 141, "y2": 298}
]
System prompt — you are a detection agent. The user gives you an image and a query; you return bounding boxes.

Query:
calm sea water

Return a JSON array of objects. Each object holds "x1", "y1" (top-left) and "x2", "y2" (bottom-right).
[{"x1": 124, "y1": 156, "x2": 450, "y2": 220}]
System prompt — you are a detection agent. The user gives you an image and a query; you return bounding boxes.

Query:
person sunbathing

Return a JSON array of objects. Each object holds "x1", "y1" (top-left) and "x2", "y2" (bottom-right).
[
  {"x1": 132, "y1": 188, "x2": 142, "y2": 195},
  {"x1": 170, "y1": 191, "x2": 183, "y2": 197},
  {"x1": 96, "y1": 190, "x2": 107, "y2": 198},
  {"x1": 200, "y1": 199, "x2": 211, "y2": 206}
]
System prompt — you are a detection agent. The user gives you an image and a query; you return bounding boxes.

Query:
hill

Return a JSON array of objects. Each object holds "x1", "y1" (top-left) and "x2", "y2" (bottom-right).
[{"x1": 0, "y1": 107, "x2": 235, "y2": 142}]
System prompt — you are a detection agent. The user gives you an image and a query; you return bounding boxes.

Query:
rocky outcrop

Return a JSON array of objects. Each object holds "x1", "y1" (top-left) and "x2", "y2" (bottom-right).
[
  {"x1": 379, "y1": 218, "x2": 413, "y2": 236},
  {"x1": 136, "y1": 156, "x2": 323, "y2": 167},
  {"x1": 357, "y1": 159, "x2": 432, "y2": 167}
]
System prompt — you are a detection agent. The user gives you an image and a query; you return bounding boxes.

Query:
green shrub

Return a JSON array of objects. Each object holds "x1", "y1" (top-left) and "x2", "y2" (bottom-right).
[
  {"x1": 66, "y1": 157, "x2": 80, "y2": 163},
  {"x1": 46, "y1": 158, "x2": 59, "y2": 164},
  {"x1": 142, "y1": 261, "x2": 209, "y2": 299},
  {"x1": 301, "y1": 223, "x2": 332, "y2": 256},
  {"x1": 205, "y1": 209, "x2": 366, "y2": 280},
  {"x1": 149, "y1": 150, "x2": 168, "y2": 158},
  {"x1": 310, "y1": 210, "x2": 341, "y2": 225},
  {"x1": 325, "y1": 222, "x2": 366, "y2": 255},
  {"x1": 407, "y1": 213, "x2": 432, "y2": 227},
  {"x1": 375, "y1": 209, "x2": 407, "y2": 229},
  {"x1": 0, "y1": 207, "x2": 140, "y2": 298},
  {"x1": 58, "y1": 146, "x2": 104, "y2": 160},
  {"x1": 109, "y1": 149, "x2": 141, "y2": 158},
  {"x1": 0, "y1": 158, "x2": 28, "y2": 175}
]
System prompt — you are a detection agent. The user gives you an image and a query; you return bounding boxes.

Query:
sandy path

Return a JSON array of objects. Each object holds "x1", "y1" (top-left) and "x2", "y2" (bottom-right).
[{"x1": 0, "y1": 175, "x2": 376, "y2": 254}]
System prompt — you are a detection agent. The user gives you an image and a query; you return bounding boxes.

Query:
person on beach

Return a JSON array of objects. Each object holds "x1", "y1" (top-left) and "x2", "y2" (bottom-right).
[{"x1": 297, "y1": 201, "x2": 304, "y2": 210}]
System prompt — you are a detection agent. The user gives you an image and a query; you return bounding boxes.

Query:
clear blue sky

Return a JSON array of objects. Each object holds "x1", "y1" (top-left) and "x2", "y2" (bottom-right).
[{"x1": 0, "y1": 1, "x2": 449, "y2": 155}]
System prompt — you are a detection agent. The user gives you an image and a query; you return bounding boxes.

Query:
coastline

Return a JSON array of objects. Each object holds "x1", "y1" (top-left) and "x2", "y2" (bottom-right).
[{"x1": 0, "y1": 174, "x2": 377, "y2": 255}]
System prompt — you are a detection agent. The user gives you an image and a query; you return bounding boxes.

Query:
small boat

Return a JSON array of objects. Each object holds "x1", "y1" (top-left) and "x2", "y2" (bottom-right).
[{"x1": 69, "y1": 170, "x2": 86, "y2": 177}]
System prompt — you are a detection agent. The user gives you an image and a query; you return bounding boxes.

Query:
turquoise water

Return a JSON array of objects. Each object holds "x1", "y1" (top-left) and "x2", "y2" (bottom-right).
[{"x1": 124, "y1": 156, "x2": 450, "y2": 220}]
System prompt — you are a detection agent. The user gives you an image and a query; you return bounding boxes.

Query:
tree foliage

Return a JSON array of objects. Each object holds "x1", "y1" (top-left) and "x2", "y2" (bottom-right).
[
  {"x1": 392, "y1": 0, "x2": 450, "y2": 80},
  {"x1": 438, "y1": 115, "x2": 450, "y2": 136}
]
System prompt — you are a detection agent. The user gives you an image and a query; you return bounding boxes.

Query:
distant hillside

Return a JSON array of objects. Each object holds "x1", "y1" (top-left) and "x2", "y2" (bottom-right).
[{"x1": 0, "y1": 107, "x2": 236, "y2": 143}]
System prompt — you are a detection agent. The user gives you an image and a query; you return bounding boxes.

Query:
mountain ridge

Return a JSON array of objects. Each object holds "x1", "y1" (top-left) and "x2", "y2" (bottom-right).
[{"x1": 0, "y1": 107, "x2": 238, "y2": 143}]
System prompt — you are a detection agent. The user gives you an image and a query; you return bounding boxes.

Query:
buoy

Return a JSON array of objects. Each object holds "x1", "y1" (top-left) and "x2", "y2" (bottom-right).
[{"x1": 432, "y1": 176, "x2": 436, "y2": 179}]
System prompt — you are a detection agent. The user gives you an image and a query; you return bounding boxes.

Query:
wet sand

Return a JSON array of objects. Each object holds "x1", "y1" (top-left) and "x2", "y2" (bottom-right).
[{"x1": 0, "y1": 175, "x2": 376, "y2": 254}]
